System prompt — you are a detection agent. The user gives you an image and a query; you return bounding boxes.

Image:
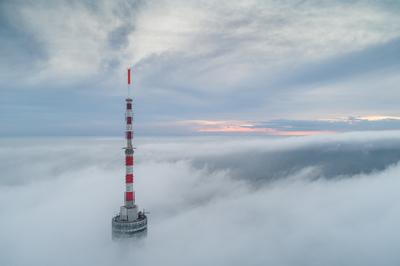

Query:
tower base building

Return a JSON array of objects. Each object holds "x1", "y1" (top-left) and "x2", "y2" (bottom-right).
[{"x1": 112, "y1": 205, "x2": 147, "y2": 239}]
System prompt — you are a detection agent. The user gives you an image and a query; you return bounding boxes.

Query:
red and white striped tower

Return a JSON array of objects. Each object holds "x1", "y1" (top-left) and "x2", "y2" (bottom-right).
[
  {"x1": 117, "y1": 67, "x2": 138, "y2": 221},
  {"x1": 124, "y1": 68, "x2": 135, "y2": 208},
  {"x1": 112, "y1": 67, "x2": 147, "y2": 238},
  {"x1": 125, "y1": 67, "x2": 135, "y2": 208}
]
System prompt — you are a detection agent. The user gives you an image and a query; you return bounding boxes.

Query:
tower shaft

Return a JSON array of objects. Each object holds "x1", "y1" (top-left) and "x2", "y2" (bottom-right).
[{"x1": 125, "y1": 98, "x2": 135, "y2": 207}]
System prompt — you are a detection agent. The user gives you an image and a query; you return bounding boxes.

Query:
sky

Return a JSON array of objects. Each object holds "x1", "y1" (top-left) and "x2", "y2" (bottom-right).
[
  {"x1": 2, "y1": 133, "x2": 400, "y2": 265},
  {"x1": 1, "y1": 0, "x2": 400, "y2": 136}
]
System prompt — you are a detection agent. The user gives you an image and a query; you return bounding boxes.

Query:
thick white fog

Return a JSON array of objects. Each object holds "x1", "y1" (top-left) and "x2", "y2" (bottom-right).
[{"x1": 2, "y1": 132, "x2": 400, "y2": 266}]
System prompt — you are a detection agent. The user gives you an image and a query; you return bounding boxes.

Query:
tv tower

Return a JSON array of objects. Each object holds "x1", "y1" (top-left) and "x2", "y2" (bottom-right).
[{"x1": 112, "y1": 67, "x2": 147, "y2": 239}]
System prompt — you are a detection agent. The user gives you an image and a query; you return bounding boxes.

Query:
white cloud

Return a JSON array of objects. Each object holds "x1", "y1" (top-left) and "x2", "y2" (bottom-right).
[
  {"x1": 7, "y1": 0, "x2": 400, "y2": 86},
  {"x1": 289, "y1": 68, "x2": 400, "y2": 119},
  {"x1": 2, "y1": 133, "x2": 400, "y2": 265}
]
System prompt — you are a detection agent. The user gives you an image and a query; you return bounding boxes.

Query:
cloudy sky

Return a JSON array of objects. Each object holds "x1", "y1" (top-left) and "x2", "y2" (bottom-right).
[
  {"x1": 3, "y1": 2, "x2": 400, "y2": 265},
  {"x1": 1, "y1": 0, "x2": 400, "y2": 136}
]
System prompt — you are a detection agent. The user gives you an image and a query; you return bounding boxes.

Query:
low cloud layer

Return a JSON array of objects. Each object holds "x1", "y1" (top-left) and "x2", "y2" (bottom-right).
[{"x1": 2, "y1": 132, "x2": 400, "y2": 265}]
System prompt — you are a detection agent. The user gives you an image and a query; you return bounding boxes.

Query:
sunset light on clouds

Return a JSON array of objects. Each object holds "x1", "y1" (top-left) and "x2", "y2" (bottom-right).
[
  {"x1": 180, "y1": 120, "x2": 336, "y2": 136},
  {"x1": 177, "y1": 115, "x2": 400, "y2": 136}
]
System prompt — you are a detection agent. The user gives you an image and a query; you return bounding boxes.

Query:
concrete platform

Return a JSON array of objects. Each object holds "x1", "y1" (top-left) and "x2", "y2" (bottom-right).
[{"x1": 111, "y1": 214, "x2": 148, "y2": 239}]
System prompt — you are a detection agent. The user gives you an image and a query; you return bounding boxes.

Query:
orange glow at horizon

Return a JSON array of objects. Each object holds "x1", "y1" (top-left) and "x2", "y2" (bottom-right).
[
  {"x1": 358, "y1": 115, "x2": 400, "y2": 121},
  {"x1": 316, "y1": 115, "x2": 400, "y2": 122},
  {"x1": 181, "y1": 120, "x2": 336, "y2": 136}
]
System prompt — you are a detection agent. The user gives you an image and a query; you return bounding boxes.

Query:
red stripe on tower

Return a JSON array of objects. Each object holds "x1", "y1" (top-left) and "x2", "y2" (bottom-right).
[
  {"x1": 125, "y1": 191, "x2": 135, "y2": 201},
  {"x1": 125, "y1": 156, "x2": 134, "y2": 166},
  {"x1": 126, "y1": 174, "x2": 134, "y2": 183},
  {"x1": 128, "y1": 68, "x2": 131, "y2": 85}
]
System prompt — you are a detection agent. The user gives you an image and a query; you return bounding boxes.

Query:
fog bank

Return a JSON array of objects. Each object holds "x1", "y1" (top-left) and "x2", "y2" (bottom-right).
[{"x1": 1, "y1": 132, "x2": 400, "y2": 265}]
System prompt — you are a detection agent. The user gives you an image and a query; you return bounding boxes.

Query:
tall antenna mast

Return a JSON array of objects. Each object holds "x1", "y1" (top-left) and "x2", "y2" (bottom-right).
[
  {"x1": 125, "y1": 67, "x2": 134, "y2": 205},
  {"x1": 112, "y1": 66, "x2": 148, "y2": 239}
]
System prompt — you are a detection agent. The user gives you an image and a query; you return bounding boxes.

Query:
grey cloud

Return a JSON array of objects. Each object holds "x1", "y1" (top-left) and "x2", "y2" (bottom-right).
[
  {"x1": 192, "y1": 135, "x2": 400, "y2": 184},
  {"x1": 0, "y1": 1, "x2": 48, "y2": 80},
  {"x1": 257, "y1": 118, "x2": 400, "y2": 132},
  {"x1": 132, "y1": 35, "x2": 400, "y2": 123},
  {"x1": 270, "y1": 37, "x2": 400, "y2": 90},
  {"x1": 108, "y1": 25, "x2": 134, "y2": 50},
  {"x1": 103, "y1": 0, "x2": 145, "y2": 71},
  {"x1": 0, "y1": 138, "x2": 121, "y2": 186},
  {"x1": 136, "y1": 132, "x2": 400, "y2": 185},
  {"x1": 107, "y1": 0, "x2": 144, "y2": 50}
]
